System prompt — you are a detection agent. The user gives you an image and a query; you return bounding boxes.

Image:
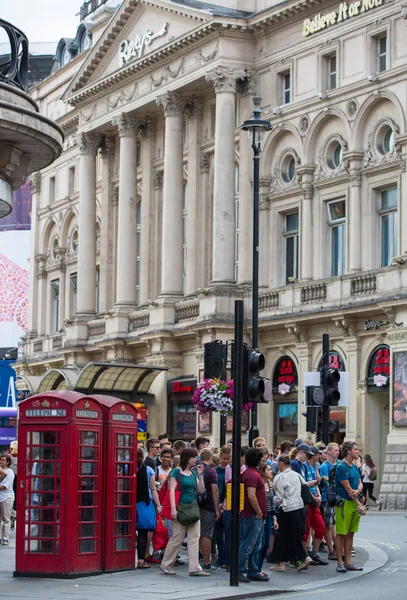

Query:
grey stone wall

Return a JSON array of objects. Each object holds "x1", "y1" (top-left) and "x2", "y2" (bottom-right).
[{"x1": 379, "y1": 445, "x2": 407, "y2": 510}]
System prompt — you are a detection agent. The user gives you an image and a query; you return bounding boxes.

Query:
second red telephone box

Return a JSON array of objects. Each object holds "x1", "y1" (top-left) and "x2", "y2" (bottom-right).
[
  {"x1": 15, "y1": 391, "x2": 104, "y2": 578},
  {"x1": 87, "y1": 395, "x2": 138, "y2": 573}
]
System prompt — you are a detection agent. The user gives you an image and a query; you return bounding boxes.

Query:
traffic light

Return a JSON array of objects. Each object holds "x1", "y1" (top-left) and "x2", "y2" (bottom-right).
[
  {"x1": 204, "y1": 341, "x2": 227, "y2": 379},
  {"x1": 321, "y1": 367, "x2": 340, "y2": 406},
  {"x1": 305, "y1": 385, "x2": 325, "y2": 407},
  {"x1": 246, "y1": 347, "x2": 271, "y2": 403}
]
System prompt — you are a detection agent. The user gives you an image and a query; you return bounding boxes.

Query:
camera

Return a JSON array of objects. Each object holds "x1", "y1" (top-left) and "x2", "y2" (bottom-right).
[{"x1": 335, "y1": 495, "x2": 344, "y2": 507}]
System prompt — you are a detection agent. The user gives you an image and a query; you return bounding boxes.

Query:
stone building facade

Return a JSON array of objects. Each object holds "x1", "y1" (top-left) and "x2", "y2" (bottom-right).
[{"x1": 16, "y1": 0, "x2": 407, "y2": 508}]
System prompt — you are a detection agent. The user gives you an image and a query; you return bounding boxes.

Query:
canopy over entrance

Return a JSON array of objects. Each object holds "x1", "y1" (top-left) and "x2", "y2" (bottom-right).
[{"x1": 37, "y1": 368, "x2": 80, "y2": 393}]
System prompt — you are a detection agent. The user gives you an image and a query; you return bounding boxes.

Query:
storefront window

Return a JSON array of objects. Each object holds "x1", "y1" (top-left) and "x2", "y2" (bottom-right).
[
  {"x1": 276, "y1": 402, "x2": 298, "y2": 433},
  {"x1": 169, "y1": 402, "x2": 196, "y2": 439}
]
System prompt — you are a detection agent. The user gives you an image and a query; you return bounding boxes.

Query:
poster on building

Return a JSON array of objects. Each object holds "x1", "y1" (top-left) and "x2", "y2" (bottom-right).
[{"x1": 393, "y1": 351, "x2": 407, "y2": 427}]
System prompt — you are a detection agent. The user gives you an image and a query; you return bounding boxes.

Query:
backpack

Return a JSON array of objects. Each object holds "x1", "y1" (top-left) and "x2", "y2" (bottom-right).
[
  {"x1": 370, "y1": 467, "x2": 377, "y2": 481},
  {"x1": 296, "y1": 473, "x2": 313, "y2": 505},
  {"x1": 197, "y1": 465, "x2": 209, "y2": 507},
  {"x1": 326, "y1": 461, "x2": 349, "y2": 507}
]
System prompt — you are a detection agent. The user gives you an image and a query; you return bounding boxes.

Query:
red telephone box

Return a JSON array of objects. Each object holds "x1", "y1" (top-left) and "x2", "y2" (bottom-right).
[
  {"x1": 87, "y1": 395, "x2": 138, "y2": 573},
  {"x1": 15, "y1": 391, "x2": 104, "y2": 578}
]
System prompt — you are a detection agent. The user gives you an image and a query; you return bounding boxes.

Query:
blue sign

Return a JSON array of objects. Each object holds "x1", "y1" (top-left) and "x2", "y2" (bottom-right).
[{"x1": 0, "y1": 360, "x2": 17, "y2": 408}]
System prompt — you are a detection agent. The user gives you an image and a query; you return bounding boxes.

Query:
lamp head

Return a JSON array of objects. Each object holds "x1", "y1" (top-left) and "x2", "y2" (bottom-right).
[{"x1": 240, "y1": 97, "x2": 272, "y2": 152}]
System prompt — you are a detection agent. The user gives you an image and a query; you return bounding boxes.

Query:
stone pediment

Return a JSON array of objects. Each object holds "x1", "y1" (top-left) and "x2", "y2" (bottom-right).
[{"x1": 63, "y1": 0, "x2": 212, "y2": 102}]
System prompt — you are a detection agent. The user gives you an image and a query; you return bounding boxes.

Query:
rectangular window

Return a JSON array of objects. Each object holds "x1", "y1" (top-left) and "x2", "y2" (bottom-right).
[
  {"x1": 327, "y1": 54, "x2": 337, "y2": 90},
  {"x1": 235, "y1": 165, "x2": 239, "y2": 282},
  {"x1": 50, "y1": 279, "x2": 60, "y2": 333},
  {"x1": 379, "y1": 187, "x2": 398, "y2": 267},
  {"x1": 136, "y1": 202, "x2": 141, "y2": 304},
  {"x1": 281, "y1": 71, "x2": 291, "y2": 105},
  {"x1": 284, "y1": 212, "x2": 299, "y2": 284},
  {"x1": 377, "y1": 35, "x2": 387, "y2": 73},
  {"x1": 136, "y1": 141, "x2": 142, "y2": 168},
  {"x1": 68, "y1": 166, "x2": 75, "y2": 195},
  {"x1": 70, "y1": 273, "x2": 77, "y2": 317},
  {"x1": 49, "y1": 176, "x2": 55, "y2": 203},
  {"x1": 95, "y1": 267, "x2": 100, "y2": 314},
  {"x1": 182, "y1": 184, "x2": 187, "y2": 294},
  {"x1": 328, "y1": 199, "x2": 346, "y2": 276}
]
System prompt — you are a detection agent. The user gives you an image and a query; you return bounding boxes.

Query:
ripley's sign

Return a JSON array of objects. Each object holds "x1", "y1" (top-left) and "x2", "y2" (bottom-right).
[
  {"x1": 303, "y1": 0, "x2": 383, "y2": 37},
  {"x1": 119, "y1": 22, "x2": 169, "y2": 66}
]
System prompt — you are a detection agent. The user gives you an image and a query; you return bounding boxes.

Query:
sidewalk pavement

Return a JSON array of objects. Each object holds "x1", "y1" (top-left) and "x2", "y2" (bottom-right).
[{"x1": 0, "y1": 531, "x2": 388, "y2": 600}]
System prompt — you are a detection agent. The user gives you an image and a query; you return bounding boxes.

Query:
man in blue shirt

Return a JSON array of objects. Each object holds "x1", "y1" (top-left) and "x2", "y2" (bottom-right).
[
  {"x1": 302, "y1": 447, "x2": 328, "y2": 566},
  {"x1": 319, "y1": 442, "x2": 339, "y2": 560},
  {"x1": 334, "y1": 441, "x2": 365, "y2": 573}
]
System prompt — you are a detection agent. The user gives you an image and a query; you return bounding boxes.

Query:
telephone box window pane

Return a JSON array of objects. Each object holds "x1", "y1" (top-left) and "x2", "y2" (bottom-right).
[
  {"x1": 117, "y1": 434, "x2": 132, "y2": 447},
  {"x1": 31, "y1": 447, "x2": 58, "y2": 460},
  {"x1": 80, "y1": 540, "x2": 95, "y2": 553},
  {"x1": 36, "y1": 524, "x2": 55, "y2": 538},
  {"x1": 80, "y1": 493, "x2": 95, "y2": 506},
  {"x1": 81, "y1": 508, "x2": 95, "y2": 522},
  {"x1": 81, "y1": 523, "x2": 95, "y2": 538},
  {"x1": 117, "y1": 449, "x2": 132, "y2": 462},
  {"x1": 30, "y1": 477, "x2": 57, "y2": 491},
  {"x1": 33, "y1": 493, "x2": 59, "y2": 507},
  {"x1": 115, "y1": 538, "x2": 130, "y2": 551},
  {"x1": 81, "y1": 462, "x2": 97, "y2": 475},
  {"x1": 115, "y1": 522, "x2": 130, "y2": 535},
  {"x1": 32, "y1": 432, "x2": 57, "y2": 445},
  {"x1": 117, "y1": 479, "x2": 131, "y2": 491},
  {"x1": 116, "y1": 493, "x2": 131, "y2": 506},
  {"x1": 81, "y1": 477, "x2": 97, "y2": 491},
  {"x1": 81, "y1": 446, "x2": 95, "y2": 460},
  {"x1": 27, "y1": 461, "x2": 59, "y2": 476},
  {"x1": 80, "y1": 431, "x2": 98, "y2": 445},
  {"x1": 30, "y1": 540, "x2": 54, "y2": 553}
]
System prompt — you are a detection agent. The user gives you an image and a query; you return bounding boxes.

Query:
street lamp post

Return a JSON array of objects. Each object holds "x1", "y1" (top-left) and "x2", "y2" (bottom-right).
[{"x1": 240, "y1": 98, "x2": 272, "y2": 446}]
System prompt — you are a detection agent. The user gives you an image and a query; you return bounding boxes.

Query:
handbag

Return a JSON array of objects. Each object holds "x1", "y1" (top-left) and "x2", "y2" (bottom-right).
[
  {"x1": 152, "y1": 516, "x2": 169, "y2": 551},
  {"x1": 161, "y1": 469, "x2": 181, "y2": 520},
  {"x1": 297, "y1": 473, "x2": 313, "y2": 506},
  {"x1": 177, "y1": 499, "x2": 200, "y2": 525},
  {"x1": 370, "y1": 468, "x2": 377, "y2": 481},
  {"x1": 136, "y1": 500, "x2": 156, "y2": 530}
]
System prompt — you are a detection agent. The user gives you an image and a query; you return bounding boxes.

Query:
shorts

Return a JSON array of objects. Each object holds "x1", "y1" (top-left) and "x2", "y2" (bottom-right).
[
  {"x1": 200, "y1": 509, "x2": 216, "y2": 540},
  {"x1": 335, "y1": 500, "x2": 361, "y2": 535},
  {"x1": 320, "y1": 501, "x2": 335, "y2": 528},
  {"x1": 302, "y1": 504, "x2": 325, "y2": 542}
]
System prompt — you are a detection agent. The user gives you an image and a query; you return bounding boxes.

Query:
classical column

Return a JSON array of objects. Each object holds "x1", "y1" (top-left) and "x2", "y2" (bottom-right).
[
  {"x1": 35, "y1": 255, "x2": 47, "y2": 336},
  {"x1": 140, "y1": 120, "x2": 156, "y2": 304},
  {"x1": 200, "y1": 154, "x2": 211, "y2": 287},
  {"x1": 99, "y1": 136, "x2": 115, "y2": 313},
  {"x1": 237, "y1": 90, "x2": 253, "y2": 286},
  {"x1": 395, "y1": 135, "x2": 407, "y2": 255},
  {"x1": 347, "y1": 152, "x2": 364, "y2": 272},
  {"x1": 77, "y1": 133, "x2": 99, "y2": 316},
  {"x1": 58, "y1": 257, "x2": 66, "y2": 330},
  {"x1": 156, "y1": 92, "x2": 184, "y2": 297},
  {"x1": 110, "y1": 187, "x2": 119, "y2": 307},
  {"x1": 152, "y1": 170, "x2": 163, "y2": 298},
  {"x1": 112, "y1": 113, "x2": 139, "y2": 307},
  {"x1": 205, "y1": 67, "x2": 237, "y2": 285},
  {"x1": 28, "y1": 173, "x2": 41, "y2": 334},
  {"x1": 298, "y1": 166, "x2": 315, "y2": 281},
  {"x1": 259, "y1": 191, "x2": 270, "y2": 289},
  {"x1": 185, "y1": 98, "x2": 204, "y2": 295}
]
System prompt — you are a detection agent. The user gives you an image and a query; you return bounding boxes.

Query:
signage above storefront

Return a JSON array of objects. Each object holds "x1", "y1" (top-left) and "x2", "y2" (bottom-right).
[
  {"x1": 119, "y1": 22, "x2": 169, "y2": 66},
  {"x1": 303, "y1": 0, "x2": 383, "y2": 37},
  {"x1": 367, "y1": 345, "x2": 390, "y2": 392},
  {"x1": 168, "y1": 378, "x2": 197, "y2": 395},
  {"x1": 273, "y1": 357, "x2": 298, "y2": 394},
  {"x1": 318, "y1": 350, "x2": 346, "y2": 372}
]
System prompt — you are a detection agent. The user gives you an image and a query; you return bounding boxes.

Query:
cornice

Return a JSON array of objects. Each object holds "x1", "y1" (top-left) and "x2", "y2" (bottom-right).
[{"x1": 248, "y1": 0, "x2": 326, "y2": 31}]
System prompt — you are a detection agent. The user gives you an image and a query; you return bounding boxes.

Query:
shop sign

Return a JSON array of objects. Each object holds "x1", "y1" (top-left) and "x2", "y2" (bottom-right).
[
  {"x1": 317, "y1": 351, "x2": 345, "y2": 372},
  {"x1": 303, "y1": 0, "x2": 383, "y2": 37},
  {"x1": 167, "y1": 378, "x2": 197, "y2": 395},
  {"x1": 273, "y1": 357, "x2": 298, "y2": 393},
  {"x1": 119, "y1": 22, "x2": 169, "y2": 66},
  {"x1": 393, "y1": 351, "x2": 407, "y2": 427},
  {"x1": 367, "y1": 345, "x2": 390, "y2": 391}
]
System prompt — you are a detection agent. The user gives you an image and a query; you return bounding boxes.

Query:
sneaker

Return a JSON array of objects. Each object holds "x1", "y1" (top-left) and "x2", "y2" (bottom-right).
[
  {"x1": 309, "y1": 553, "x2": 328, "y2": 566},
  {"x1": 336, "y1": 564, "x2": 347, "y2": 573},
  {"x1": 190, "y1": 570, "x2": 210, "y2": 577},
  {"x1": 238, "y1": 575, "x2": 251, "y2": 583},
  {"x1": 378, "y1": 500, "x2": 383, "y2": 511},
  {"x1": 203, "y1": 564, "x2": 212, "y2": 571},
  {"x1": 289, "y1": 561, "x2": 302, "y2": 569},
  {"x1": 344, "y1": 563, "x2": 363, "y2": 571},
  {"x1": 247, "y1": 572, "x2": 269, "y2": 582},
  {"x1": 297, "y1": 556, "x2": 313, "y2": 572}
]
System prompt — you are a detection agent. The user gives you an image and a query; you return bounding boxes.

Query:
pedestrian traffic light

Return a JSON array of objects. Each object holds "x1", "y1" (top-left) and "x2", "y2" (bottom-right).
[
  {"x1": 204, "y1": 340, "x2": 227, "y2": 379},
  {"x1": 306, "y1": 385, "x2": 325, "y2": 407},
  {"x1": 321, "y1": 367, "x2": 340, "y2": 406},
  {"x1": 246, "y1": 347, "x2": 271, "y2": 403}
]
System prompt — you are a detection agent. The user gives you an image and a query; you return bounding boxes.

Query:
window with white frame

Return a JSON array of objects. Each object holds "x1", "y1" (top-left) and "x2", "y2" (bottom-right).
[
  {"x1": 327, "y1": 53, "x2": 337, "y2": 90},
  {"x1": 284, "y1": 212, "x2": 299, "y2": 284},
  {"x1": 95, "y1": 266, "x2": 100, "y2": 313},
  {"x1": 377, "y1": 34, "x2": 387, "y2": 73},
  {"x1": 50, "y1": 279, "x2": 60, "y2": 333},
  {"x1": 235, "y1": 165, "x2": 240, "y2": 282},
  {"x1": 182, "y1": 183, "x2": 187, "y2": 294},
  {"x1": 327, "y1": 199, "x2": 346, "y2": 276},
  {"x1": 379, "y1": 187, "x2": 398, "y2": 267},
  {"x1": 70, "y1": 273, "x2": 77, "y2": 316},
  {"x1": 136, "y1": 201, "x2": 141, "y2": 304},
  {"x1": 281, "y1": 71, "x2": 291, "y2": 105}
]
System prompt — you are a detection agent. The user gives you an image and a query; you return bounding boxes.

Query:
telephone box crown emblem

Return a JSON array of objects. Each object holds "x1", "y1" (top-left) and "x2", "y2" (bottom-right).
[
  {"x1": 41, "y1": 400, "x2": 50, "y2": 408},
  {"x1": 120, "y1": 404, "x2": 127, "y2": 412},
  {"x1": 84, "y1": 400, "x2": 90, "y2": 408}
]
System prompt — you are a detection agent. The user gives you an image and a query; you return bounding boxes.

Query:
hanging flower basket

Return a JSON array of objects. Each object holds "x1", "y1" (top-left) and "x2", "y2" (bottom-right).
[{"x1": 192, "y1": 378, "x2": 253, "y2": 416}]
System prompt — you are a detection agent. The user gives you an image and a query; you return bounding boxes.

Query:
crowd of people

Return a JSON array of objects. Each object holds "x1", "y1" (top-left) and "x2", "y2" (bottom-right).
[{"x1": 136, "y1": 434, "x2": 380, "y2": 581}]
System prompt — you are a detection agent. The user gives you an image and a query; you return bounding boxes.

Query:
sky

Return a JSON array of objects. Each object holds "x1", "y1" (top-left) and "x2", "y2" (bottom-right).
[{"x1": 1, "y1": 0, "x2": 84, "y2": 43}]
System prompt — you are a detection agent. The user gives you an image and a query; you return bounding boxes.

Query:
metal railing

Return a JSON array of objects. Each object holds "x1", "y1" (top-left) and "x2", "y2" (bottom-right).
[{"x1": 0, "y1": 20, "x2": 29, "y2": 91}]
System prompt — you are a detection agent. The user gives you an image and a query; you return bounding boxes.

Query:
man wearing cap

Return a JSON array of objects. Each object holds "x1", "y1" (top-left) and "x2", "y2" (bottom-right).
[
  {"x1": 302, "y1": 447, "x2": 328, "y2": 566},
  {"x1": 290, "y1": 443, "x2": 314, "y2": 475}
]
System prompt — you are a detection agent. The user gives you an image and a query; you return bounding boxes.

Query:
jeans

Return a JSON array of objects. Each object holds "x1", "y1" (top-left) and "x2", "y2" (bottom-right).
[
  {"x1": 239, "y1": 515, "x2": 264, "y2": 575},
  {"x1": 223, "y1": 510, "x2": 231, "y2": 567},
  {"x1": 214, "y1": 514, "x2": 225, "y2": 565},
  {"x1": 260, "y1": 515, "x2": 273, "y2": 568}
]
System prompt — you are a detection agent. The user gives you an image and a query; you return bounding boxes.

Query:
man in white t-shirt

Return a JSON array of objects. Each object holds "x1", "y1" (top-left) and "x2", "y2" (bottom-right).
[{"x1": 0, "y1": 454, "x2": 15, "y2": 545}]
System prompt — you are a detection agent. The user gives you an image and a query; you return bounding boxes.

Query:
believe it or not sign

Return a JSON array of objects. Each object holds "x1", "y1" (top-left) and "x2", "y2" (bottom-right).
[
  {"x1": 303, "y1": 0, "x2": 383, "y2": 37},
  {"x1": 119, "y1": 22, "x2": 169, "y2": 66},
  {"x1": 167, "y1": 378, "x2": 197, "y2": 395},
  {"x1": 272, "y1": 357, "x2": 298, "y2": 393},
  {"x1": 367, "y1": 345, "x2": 390, "y2": 391}
]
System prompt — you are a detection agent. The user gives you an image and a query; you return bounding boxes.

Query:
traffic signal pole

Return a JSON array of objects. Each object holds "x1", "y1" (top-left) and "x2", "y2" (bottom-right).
[
  {"x1": 322, "y1": 333, "x2": 330, "y2": 446},
  {"x1": 230, "y1": 300, "x2": 243, "y2": 587}
]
